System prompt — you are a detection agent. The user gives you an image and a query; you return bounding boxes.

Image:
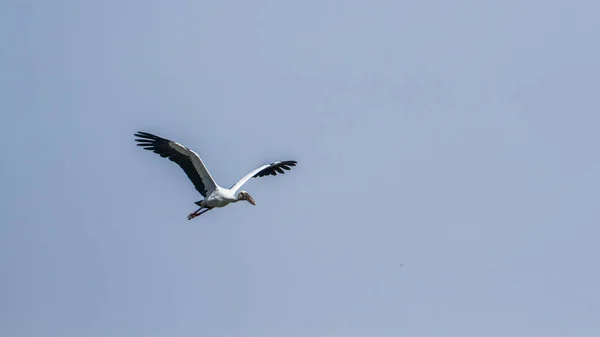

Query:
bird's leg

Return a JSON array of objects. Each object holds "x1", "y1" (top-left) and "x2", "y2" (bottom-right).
[
  {"x1": 187, "y1": 207, "x2": 211, "y2": 220},
  {"x1": 187, "y1": 207, "x2": 202, "y2": 220},
  {"x1": 197, "y1": 208, "x2": 211, "y2": 215}
]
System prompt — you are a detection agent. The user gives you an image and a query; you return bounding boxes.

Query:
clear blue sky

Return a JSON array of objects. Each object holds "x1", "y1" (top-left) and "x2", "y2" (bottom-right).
[{"x1": 2, "y1": 1, "x2": 599, "y2": 336}]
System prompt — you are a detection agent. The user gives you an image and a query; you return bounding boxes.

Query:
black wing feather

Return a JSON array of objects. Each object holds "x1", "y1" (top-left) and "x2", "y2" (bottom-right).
[
  {"x1": 134, "y1": 131, "x2": 210, "y2": 197},
  {"x1": 252, "y1": 160, "x2": 297, "y2": 178}
]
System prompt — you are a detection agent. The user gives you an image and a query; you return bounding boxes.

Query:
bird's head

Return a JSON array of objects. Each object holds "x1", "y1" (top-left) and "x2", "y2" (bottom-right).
[{"x1": 237, "y1": 191, "x2": 256, "y2": 205}]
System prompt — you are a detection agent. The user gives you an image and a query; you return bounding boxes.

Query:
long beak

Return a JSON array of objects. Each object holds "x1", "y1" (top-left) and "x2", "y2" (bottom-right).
[{"x1": 245, "y1": 194, "x2": 256, "y2": 205}]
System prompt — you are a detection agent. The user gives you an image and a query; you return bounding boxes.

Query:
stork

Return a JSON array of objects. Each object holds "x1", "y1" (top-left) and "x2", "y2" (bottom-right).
[{"x1": 134, "y1": 131, "x2": 298, "y2": 220}]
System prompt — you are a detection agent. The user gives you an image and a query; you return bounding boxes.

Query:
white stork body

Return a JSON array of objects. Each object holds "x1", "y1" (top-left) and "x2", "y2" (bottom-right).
[
  {"x1": 134, "y1": 131, "x2": 297, "y2": 219},
  {"x1": 201, "y1": 186, "x2": 239, "y2": 208}
]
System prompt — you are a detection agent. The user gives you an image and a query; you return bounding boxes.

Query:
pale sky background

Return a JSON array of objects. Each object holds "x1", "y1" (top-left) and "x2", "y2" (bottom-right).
[{"x1": 1, "y1": 1, "x2": 599, "y2": 336}]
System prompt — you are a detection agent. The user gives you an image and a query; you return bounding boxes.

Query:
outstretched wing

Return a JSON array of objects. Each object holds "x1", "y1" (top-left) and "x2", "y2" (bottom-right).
[
  {"x1": 134, "y1": 131, "x2": 218, "y2": 197},
  {"x1": 229, "y1": 160, "x2": 297, "y2": 194}
]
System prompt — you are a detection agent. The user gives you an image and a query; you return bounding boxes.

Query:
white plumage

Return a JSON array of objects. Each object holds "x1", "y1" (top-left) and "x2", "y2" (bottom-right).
[{"x1": 134, "y1": 131, "x2": 297, "y2": 219}]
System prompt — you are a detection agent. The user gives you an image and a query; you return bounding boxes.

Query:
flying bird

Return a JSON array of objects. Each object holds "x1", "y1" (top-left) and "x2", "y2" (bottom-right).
[{"x1": 134, "y1": 131, "x2": 297, "y2": 220}]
